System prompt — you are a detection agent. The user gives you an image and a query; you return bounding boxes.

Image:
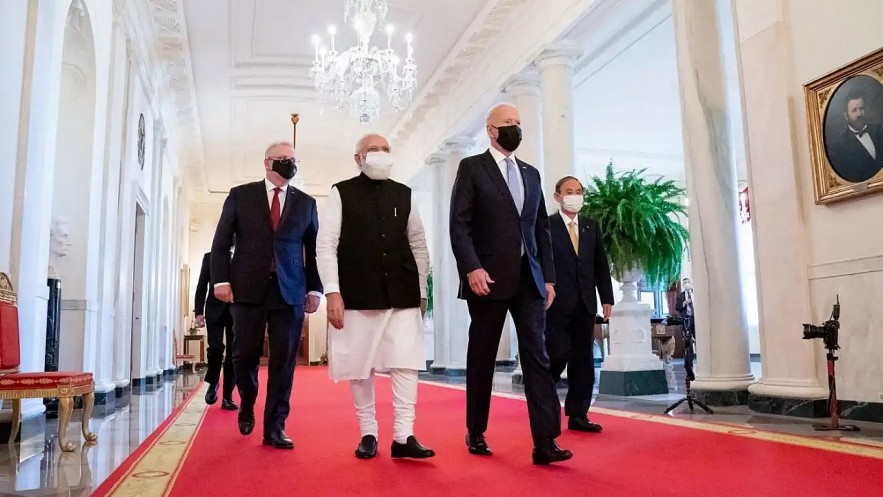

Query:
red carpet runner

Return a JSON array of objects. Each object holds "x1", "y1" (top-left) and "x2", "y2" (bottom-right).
[{"x1": 119, "y1": 368, "x2": 883, "y2": 496}]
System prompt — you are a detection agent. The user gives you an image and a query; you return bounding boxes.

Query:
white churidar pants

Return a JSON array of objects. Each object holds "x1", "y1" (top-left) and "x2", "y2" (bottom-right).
[{"x1": 350, "y1": 368, "x2": 418, "y2": 444}]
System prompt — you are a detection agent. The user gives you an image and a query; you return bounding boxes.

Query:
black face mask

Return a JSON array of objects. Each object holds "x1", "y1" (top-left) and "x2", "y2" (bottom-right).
[
  {"x1": 271, "y1": 158, "x2": 296, "y2": 180},
  {"x1": 494, "y1": 125, "x2": 522, "y2": 152}
]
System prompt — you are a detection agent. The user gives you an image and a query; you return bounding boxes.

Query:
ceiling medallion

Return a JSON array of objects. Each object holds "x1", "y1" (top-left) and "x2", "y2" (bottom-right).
[{"x1": 309, "y1": 0, "x2": 417, "y2": 123}]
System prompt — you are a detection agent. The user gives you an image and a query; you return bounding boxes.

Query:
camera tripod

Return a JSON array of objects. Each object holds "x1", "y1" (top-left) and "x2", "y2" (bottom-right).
[
  {"x1": 812, "y1": 347, "x2": 859, "y2": 432},
  {"x1": 665, "y1": 325, "x2": 713, "y2": 415}
]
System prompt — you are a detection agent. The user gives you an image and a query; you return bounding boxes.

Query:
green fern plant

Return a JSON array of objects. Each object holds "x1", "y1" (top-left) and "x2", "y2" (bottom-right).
[
  {"x1": 581, "y1": 161, "x2": 689, "y2": 288},
  {"x1": 426, "y1": 271, "x2": 433, "y2": 316}
]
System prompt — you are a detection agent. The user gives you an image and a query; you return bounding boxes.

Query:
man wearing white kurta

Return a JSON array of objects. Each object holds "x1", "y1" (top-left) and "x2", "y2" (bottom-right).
[{"x1": 317, "y1": 133, "x2": 435, "y2": 460}]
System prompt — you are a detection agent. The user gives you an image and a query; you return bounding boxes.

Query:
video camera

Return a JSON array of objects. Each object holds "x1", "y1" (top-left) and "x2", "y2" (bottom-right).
[{"x1": 802, "y1": 296, "x2": 840, "y2": 351}]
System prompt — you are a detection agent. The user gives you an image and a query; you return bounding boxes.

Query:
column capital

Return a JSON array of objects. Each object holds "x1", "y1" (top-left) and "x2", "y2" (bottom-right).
[
  {"x1": 443, "y1": 136, "x2": 476, "y2": 156},
  {"x1": 425, "y1": 152, "x2": 447, "y2": 167},
  {"x1": 504, "y1": 73, "x2": 541, "y2": 97},
  {"x1": 535, "y1": 41, "x2": 582, "y2": 69}
]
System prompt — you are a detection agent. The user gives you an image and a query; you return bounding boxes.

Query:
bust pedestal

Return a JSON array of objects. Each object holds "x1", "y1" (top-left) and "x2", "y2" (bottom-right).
[
  {"x1": 44, "y1": 277, "x2": 61, "y2": 417},
  {"x1": 598, "y1": 277, "x2": 667, "y2": 396}
]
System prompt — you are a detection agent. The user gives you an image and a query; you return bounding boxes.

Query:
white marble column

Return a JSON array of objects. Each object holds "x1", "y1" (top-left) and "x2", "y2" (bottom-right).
[
  {"x1": 505, "y1": 72, "x2": 544, "y2": 181},
  {"x1": 735, "y1": 0, "x2": 826, "y2": 399},
  {"x1": 672, "y1": 0, "x2": 754, "y2": 394},
  {"x1": 427, "y1": 152, "x2": 450, "y2": 370},
  {"x1": 536, "y1": 43, "x2": 581, "y2": 212},
  {"x1": 440, "y1": 137, "x2": 475, "y2": 372}
]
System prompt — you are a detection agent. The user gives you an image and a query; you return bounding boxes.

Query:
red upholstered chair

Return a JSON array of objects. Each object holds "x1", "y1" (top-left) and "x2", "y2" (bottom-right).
[{"x1": 0, "y1": 273, "x2": 97, "y2": 451}]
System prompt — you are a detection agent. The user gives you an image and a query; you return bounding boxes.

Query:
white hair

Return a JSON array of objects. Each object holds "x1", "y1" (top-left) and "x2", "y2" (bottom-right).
[
  {"x1": 265, "y1": 141, "x2": 294, "y2": 159},
  {"x1": 354, "y1": 133, "x2": 387, "y2": 154},
  {"x1": 486, "y1": 102, "x2": 517, "y2": 123}
]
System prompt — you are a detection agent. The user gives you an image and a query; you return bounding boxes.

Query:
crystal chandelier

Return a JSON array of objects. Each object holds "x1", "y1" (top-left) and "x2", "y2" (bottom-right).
[{"x1": 309, "y1": 0, "x2": 417, "y2": 123}]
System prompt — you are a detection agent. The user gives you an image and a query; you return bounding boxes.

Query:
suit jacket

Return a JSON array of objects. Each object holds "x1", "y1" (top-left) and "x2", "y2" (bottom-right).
[
  {"x1": 547, "y1": 213, "x2": 614, "y2": 317},
  {"x1": 194, "y1": 252, "x2": 229, "y2": 322},
  {"x1": 828, "y1": 124, "x2": 883, "y2": 183},
  {"x1": 449, "y1": 150, "x2": 554, "y2": 300},
  {"x1": 211, "y1": 180, "x2": 322, "y2": 305}
]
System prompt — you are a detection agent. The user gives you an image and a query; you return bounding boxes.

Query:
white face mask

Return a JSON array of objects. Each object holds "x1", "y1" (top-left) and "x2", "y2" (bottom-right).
[
  {"x1": 362, "y1": 151, "x2": 393, "y2": 180},
  {"x1": 560, "y1": 194, "x2": 583, "y2": 213}
]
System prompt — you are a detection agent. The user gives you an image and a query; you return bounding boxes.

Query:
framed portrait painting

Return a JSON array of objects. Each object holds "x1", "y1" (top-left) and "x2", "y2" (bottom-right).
[{"x1": 805, "y1": 47, "x2": 883, "y2": 204}]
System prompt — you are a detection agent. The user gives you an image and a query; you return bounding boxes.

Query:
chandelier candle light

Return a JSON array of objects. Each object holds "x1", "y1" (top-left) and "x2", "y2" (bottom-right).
[{"x1": 309, "y1": 0, "x2": 417, "y2": 123}]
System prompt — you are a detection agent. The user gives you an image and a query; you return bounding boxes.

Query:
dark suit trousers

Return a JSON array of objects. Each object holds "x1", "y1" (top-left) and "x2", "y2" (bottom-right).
[
  {"x1": 546, "y1": 300, "x2": 595, "y2": 418},
  {"x1": 204, "y1": 310, "x2": 235, "y2": 398},
  {"x1": 465, "y1": 257, "x2": 561, "y2": 444},
  {"x1": 230, "y1": 274, "x2": 304, "y2": 435}
]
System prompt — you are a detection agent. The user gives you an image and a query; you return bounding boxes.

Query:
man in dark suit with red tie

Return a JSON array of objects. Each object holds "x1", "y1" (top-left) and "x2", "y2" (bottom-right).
[
  {"x1": 211, "y1": 141, "x2": 322, "y2": 449},
  {"x1": 194, "y1": 250, "x2": 237, "y2": 410},
  {"x1": 545, "y1": 176, "x2": 614, "y2": 433},
  {"x1": 450, "y1": 103, "x2": 571, "y2": 465}
]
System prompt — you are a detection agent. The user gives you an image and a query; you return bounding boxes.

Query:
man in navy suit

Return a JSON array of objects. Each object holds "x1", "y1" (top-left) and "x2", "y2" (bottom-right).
[
  {"x1": 545, "y1": 176, "x2": 614, "y2": 433},
  {"x1": 194, "y1": 250, "x2": 237, "y2": 410},
  {"x1": 211, "y1": 141, "x2": 322, "y2": 449},
  {"x1": 450, "y1": 103, "x2": 571, "y2": 465}
]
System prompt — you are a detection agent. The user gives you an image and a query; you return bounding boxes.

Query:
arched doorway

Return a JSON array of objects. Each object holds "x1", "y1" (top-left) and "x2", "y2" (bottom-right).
[{"x1": 51, "y1": 0, "x2": 97, "y2": 372}]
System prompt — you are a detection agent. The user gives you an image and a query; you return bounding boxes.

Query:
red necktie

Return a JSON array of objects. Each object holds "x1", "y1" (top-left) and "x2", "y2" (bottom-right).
[{"x1": 270, "y1": 187, "x2": 281, "y2": 231}]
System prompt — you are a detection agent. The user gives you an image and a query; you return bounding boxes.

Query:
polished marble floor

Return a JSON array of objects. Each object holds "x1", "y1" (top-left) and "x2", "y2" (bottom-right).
[
  {"x1": 0, "y1": 362, "x2": 881, "y2": 496},
  {"x1": 0, "y1": 374, "x2": 201, "y2": 496}
]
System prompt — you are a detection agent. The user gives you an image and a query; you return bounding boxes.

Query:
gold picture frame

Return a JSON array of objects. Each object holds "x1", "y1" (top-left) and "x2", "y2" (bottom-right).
[{"x1": 805, "y1": 47, "x2": 883, "y2": 204}]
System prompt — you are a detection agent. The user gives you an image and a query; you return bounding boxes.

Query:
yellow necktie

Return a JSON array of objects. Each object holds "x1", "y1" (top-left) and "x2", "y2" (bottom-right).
[{"x1": 568, "y1": 220, "x2": 579, "y2": 253}]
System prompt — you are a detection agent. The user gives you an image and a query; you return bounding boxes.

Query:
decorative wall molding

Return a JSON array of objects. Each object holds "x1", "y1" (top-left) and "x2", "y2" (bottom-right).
[
  {"x1": 808, "y1": 254, "x2": 883, "y2": 280},
  {"x1": 147, "y1": 0, "x2": 207, "y2": 197},
  {"x1": 390, "y1": 0, "x2": 533, "y2": 144}
]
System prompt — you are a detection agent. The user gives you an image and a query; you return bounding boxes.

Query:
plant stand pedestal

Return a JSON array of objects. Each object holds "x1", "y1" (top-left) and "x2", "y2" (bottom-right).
[{"x1": 598, "y1": 276, "x2": 667, "y2": 396}]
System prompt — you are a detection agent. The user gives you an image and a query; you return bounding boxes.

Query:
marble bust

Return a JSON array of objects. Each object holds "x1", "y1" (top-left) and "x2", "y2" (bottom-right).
[{"x1": 48, "y1": 219, "x2": 71, "y2": 280}]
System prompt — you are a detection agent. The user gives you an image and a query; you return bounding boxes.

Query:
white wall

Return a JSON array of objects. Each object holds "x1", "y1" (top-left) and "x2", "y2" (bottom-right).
[
  {"x1": 785, "y1": 0, "x2": 883, "y2": 402},
  {"x1": 0, "y1": 0, "x2": 191, "y2": 417}
]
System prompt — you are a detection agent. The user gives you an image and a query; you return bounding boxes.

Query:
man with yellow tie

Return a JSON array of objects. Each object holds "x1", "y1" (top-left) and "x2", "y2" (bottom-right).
[{"x1": 545, "y1": 176, "x2": 615, "y2": 433}]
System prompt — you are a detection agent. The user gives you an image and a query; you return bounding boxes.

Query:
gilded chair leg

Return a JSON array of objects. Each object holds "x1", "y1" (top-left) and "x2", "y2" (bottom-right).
[
  {"x1": 81, "y1": 392, "x2": 98, "y2": 444},
  {"x1": 8, "y1": 399, "x2": 21, "y2": 444},
  {"x1": 57, "y1": 397, "x2": 76, "y2": 452}
]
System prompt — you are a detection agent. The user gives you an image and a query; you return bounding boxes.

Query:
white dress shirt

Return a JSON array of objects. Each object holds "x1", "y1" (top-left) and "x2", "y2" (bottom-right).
[
  {"x1": 316, "y1": 185, "x2": 430, "y2": 299},
  {"x1": 265, "y1": 178, "x2": 289, "y2": 210},
  {"x1": 559, "y1": 210, "x2": 579, "y2": 230},
  {"x1": 487, "y1": 147, "x2": 525, "y2": 205},
  {"x1": 215, "y1": 178, "x2": 320, "y2": 297},
  {"x1": 850, "y1": 125, "x2": 877, "y2": 159}
]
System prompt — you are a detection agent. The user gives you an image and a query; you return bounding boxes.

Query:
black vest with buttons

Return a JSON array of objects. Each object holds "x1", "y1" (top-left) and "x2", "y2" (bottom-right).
[{"x1": 335, "y1": 174, "x2": 421, "y2": 310}]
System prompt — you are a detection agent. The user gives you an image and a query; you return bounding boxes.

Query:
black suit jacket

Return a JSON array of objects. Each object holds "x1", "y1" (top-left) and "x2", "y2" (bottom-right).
[
  {"x1": 547, "y1": 213, "x2": 614, "y2": 316},
  {"x1": 194, "y1": 252, "x2": 229, "y2": 322},
  {"x1": 449, "y1": 150, "x2": 554, "y2": 300},
  {"x1": 828, "y1": 124, "x2": 883, "y2": 183},
  {"x1": 211, "y1": 181, "x2": 322, "y2": 305}
]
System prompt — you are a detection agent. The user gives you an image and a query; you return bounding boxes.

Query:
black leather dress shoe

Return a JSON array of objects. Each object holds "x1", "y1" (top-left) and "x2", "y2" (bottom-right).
[
  {"x1": 263, "y1": 431, "x2": 294, "y2": 449},
  {"x1": 466, "y1": 433, "x2": 492, "y2": 456},
  {"x1": 391, "y1": 436, "x2": 435, "y2": 459},
  {"x1": 205, "y1": 384, "x2": 218, "y2": 405},
  {"x1": 568, "y1": 416, "x2": 603, "y2": 432},
  {"x1": 221, "y1": 398, "x2": 238, "y2": 411},
  {"x1": 237, "y1": 412, "x2": 255, "y2": 436},
  {"x1": 355, "y1": 435, "x2": 378, "y2": 459},
  {"x1": 532, "y1": 439, "x2": 573, "y2": 465}
]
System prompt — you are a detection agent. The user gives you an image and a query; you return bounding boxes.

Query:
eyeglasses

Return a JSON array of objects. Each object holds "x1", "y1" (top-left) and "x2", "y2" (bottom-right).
[{"x1": 267, "y1": 156, "x2": 300, "y2": 163}]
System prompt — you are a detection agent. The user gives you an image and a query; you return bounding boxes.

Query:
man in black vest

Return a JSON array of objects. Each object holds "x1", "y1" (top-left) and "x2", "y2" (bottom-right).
[
  {"x1": 545, "y1": 176, "x2": 614, "y2": 433},
  {"x1": 317, "y1": 133, "x2": 434, "y2": 460},
  {"x1": 194, "y1": 250, "x2": 237, "y2": 410}
]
